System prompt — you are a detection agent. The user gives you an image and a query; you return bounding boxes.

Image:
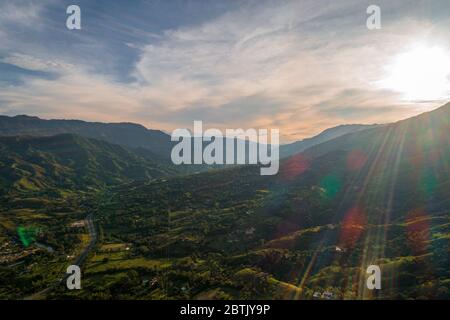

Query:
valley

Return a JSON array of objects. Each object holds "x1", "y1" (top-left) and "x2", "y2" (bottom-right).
[{"x1": 0, "y1": 103, "x2": 449, "y2": 300}]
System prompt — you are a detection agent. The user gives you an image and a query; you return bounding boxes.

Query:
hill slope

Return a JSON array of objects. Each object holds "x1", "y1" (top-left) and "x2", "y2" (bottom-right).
[
  {"x1": 280, "y1": 124, "x2": 380, "y2": 158},
  {"x1": 1, "y1": 103, "x2": 449, "y2": 300},
  {"x1": 0, "y1": 134, "x2": 176, "y2": 197},
  {"x1": 0, "y1": 114, "x2": 380, "y2": 162},
  {"x1": 0, "y1": 115, "x2": 172, "y2": 159},
  {"x1": 67, "y1": 103, "x2": 450, "y2": 300}
]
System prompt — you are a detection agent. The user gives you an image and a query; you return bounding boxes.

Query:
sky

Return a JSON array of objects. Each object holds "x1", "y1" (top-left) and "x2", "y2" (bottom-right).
[{"x1": 0, "y1": 0, "x2": 449, "y2": 142}]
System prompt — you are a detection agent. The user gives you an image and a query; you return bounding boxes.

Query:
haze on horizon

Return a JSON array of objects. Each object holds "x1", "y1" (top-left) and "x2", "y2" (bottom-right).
[{"x1": 0, "y1": 0, "x2": 450, "y2": 142}]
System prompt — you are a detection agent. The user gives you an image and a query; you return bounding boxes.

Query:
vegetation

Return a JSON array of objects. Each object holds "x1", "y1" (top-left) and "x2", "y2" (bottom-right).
[{"x1": 1, "y1": 103, "x2": 450, "y2": 300}]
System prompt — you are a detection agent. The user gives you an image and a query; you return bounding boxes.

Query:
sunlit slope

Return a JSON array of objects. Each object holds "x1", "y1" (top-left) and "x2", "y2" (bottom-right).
[{"x1": 0, "y1": 133, "x2": 176, "y2": 197}]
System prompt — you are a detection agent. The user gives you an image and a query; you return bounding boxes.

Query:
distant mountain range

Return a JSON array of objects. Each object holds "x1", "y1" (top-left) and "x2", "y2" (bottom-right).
[
  {"x1": 0, "y1": 114, "x2": 380, "y2": 161},
  {"x1": 0, "y1": 115, "x2": 172, "y2": 160}
]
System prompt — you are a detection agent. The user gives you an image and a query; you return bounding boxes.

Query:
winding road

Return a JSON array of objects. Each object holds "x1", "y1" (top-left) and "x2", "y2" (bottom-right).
[{"x1": 23, "y1": 213, "x2": 97, "y2": 300}]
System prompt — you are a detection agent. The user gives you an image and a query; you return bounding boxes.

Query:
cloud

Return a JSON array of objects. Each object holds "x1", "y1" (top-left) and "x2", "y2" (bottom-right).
[
  {"x1": 0, "y1": 0, "x2": 449, "y2": 142},
  {"x1": 127, "y1": 0, "x2": 446, "y2": 140},
  {"x1": 1, "y1": 53, "x2": 74, "y2": 73},
  {"x1": 0, "y1": 1, "x2": 44, "y2": 27},
  {"x1": 0, "y1": 71, "x2": 141, "y2": 121}
]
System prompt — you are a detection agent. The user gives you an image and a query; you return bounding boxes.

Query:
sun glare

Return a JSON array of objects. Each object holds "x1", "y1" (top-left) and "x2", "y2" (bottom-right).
[{"x1": 380, "y1": 46, "x2": 450, "y2": 101}]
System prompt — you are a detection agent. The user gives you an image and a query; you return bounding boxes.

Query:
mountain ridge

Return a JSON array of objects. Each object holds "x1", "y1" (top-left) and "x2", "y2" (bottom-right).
[
  {"x1": 0, "y1": 133, "x2": 177, "y2": 198},
  {"x1": 0, "y1": 114, "x2": 172, "y2": 159},
  {"x1": 0, "y1": 114, "x2": 383, "y2": 161}
]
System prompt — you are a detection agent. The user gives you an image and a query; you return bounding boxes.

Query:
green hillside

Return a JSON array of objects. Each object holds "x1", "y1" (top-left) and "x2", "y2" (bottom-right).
[
  {"x1": 0, "y1": 133, "x2": 179, "y2": 299},
  {"x1": 0, "y1": 134, "x2": 177, "y2": 197},
  {"x1": 47, "y1": 103, "x2": 450, "y2": 300},
  {"x1": 0, "y1": 115, "x2": 172, "y2": 159},
  {"x1": 1, "y1": 103, "x2": 449, "y2": 300}
]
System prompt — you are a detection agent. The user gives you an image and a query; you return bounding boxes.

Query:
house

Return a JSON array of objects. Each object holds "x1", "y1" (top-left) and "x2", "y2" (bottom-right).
[
  {"x1": 70, "y1": 220, "x2": 86, "y2": 228},
  {"x1": 245, "y1": 227, "x2": 255, "y2": 235},
  {"x1": 322, "y1": 291, "x2": 334, "y2": 300},
  {"x1": 149, "y1": 278, "x2": 158, "y2": 288}
]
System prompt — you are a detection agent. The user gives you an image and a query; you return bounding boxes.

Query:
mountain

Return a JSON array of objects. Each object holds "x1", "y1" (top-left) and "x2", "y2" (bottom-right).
[
  {"x1": 0, "y1": 115, "x2": 173, "y2": 159},
  {"x1": 0, "y1": 115, "x2": 380, "y2": 163},
  {"x1": 0, "y1": 115, "x2": 270, "y2": 169},
  {"x1": 1, "y1": 104, "x2": 449, "y2": 300},
  {"x1": 57, "y1": 102, "x2": 449, "y2": 299},
  {"x1": 280, "y1": 124, "x2": 380, "y2": 158},
  {"x1": 0, "y1": 133, "x2": 176, "y2": 198},
  {"x1": 295, "y1": 102, "x2": 450, "y2": 215}
]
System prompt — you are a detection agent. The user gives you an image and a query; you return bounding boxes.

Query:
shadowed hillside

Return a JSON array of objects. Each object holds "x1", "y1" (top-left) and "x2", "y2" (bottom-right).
[{"x1": 0, "y1": 115, "x2": 172, "y2": 159}]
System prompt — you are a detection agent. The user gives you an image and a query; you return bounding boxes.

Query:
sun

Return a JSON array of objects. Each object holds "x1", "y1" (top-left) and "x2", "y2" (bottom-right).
[{"x1": 380, "y1": 45, "x2": 450, "y2": 101}]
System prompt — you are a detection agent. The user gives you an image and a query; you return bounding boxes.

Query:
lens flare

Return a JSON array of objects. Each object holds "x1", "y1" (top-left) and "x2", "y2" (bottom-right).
[
  {"x1": 17, "y1": 226, "x2": 39, "y2": 247},
  {"x1": 405, "y1": 209, "x2": 430, "y2": 255},
  {"x1": 320, "y1": 174, "x2": 341, "y2": 199},
  {"x1": 347, "y1": 149, "x2": 368, "y2": 171},
  {"x1": 421, "y1": 169, "x2": 437, "y2": 198},
  {"x1": 339, "y1": 206, "x2": 367, "y2": 249},
  {"x1": 279, "y1": 154, "x2": 311, "y2": 181}
]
